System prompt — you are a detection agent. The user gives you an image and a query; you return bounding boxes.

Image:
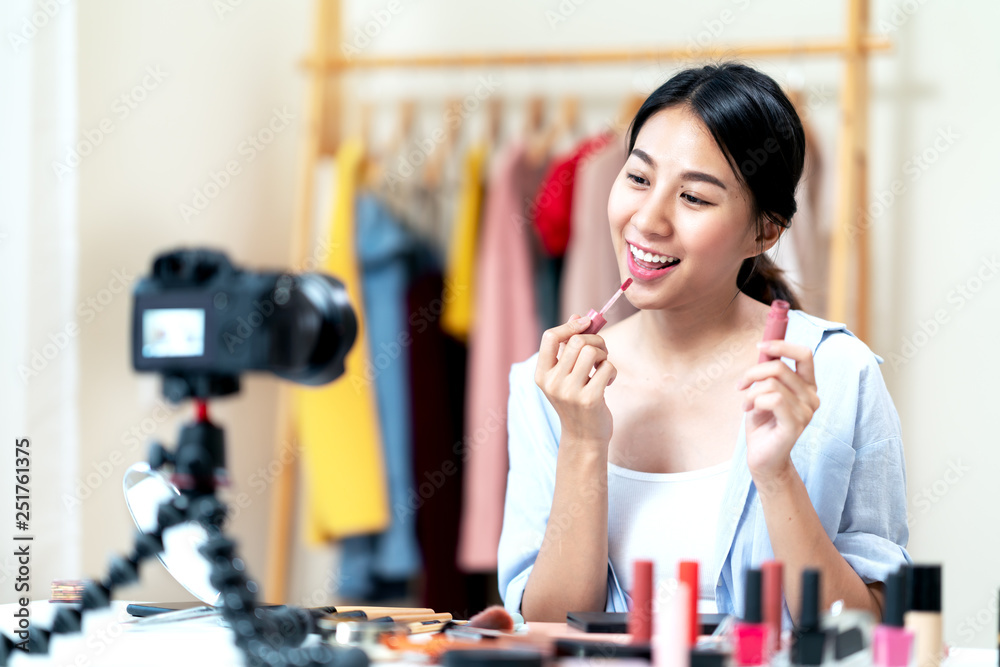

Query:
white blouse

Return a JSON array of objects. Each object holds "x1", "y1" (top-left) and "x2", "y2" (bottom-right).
[{"x1": 607, "y1": 459, "x2": 732, "y2": 613}]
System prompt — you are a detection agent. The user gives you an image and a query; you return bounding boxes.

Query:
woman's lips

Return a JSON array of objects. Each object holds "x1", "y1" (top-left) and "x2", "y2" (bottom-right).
[{"x1": 627, "y1": 247, "x2": 680, "y2": 281}]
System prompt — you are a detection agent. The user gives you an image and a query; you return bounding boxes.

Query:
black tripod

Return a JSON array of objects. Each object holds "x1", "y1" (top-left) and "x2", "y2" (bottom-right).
[{"x1": 2, "y1": 382, "x2": 369, "y2": 667}]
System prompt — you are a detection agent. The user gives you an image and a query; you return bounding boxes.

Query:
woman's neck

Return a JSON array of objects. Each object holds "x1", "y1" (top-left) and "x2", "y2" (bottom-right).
[{"x1": 634, "y1": 290, "x2": 767, "y2": 368}]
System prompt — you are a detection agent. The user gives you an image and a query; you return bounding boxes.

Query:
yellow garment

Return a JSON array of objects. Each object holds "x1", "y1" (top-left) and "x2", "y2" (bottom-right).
[
  {"x1": 295, "y1": 137, "x2": 389, "y2": 543},
  {"x1": 440, "y1": 143, "x2": 487, "y2": 340}
]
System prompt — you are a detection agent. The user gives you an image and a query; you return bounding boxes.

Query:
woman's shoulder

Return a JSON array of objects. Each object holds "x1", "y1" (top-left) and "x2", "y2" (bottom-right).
[{"x1": 787, "y1": 309, "x2": 884, "y2": 372}]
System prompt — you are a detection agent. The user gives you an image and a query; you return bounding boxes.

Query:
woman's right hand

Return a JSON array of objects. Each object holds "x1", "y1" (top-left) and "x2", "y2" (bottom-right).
[{"x1": 534, "y1": 315, "x2": 617, "y2": 448}]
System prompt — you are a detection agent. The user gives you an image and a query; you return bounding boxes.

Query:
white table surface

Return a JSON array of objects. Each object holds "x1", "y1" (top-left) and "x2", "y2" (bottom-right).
[{"x1": 1, "y1": 601, "x2": 997, "y2": 666}]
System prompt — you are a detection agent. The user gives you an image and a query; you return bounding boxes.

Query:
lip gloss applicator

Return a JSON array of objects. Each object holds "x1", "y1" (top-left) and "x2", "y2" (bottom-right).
[
  {"x1": 581, "y1": 278, "x2": 633, "y2": 335},
  {"x1": 758, "y1": 299, "x2": 790, "y2": 362}
]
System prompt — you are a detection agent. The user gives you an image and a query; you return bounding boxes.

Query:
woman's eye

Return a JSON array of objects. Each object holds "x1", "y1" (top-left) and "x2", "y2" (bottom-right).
[
  {"x1": 682, "y1": 193, "x2": 709, "y2": 205},
  {"x1": 626, "y1": 173, "x2": 648, "y2": 186}
]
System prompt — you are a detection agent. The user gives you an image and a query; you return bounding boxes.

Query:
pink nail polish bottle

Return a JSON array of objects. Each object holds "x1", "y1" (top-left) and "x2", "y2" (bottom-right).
[
  {"x1": 873, "y1": 571, "x2": 914, "y2": 667},
  {"x1": 735, "y1": 569, "x2": 769, "y2": 666}
]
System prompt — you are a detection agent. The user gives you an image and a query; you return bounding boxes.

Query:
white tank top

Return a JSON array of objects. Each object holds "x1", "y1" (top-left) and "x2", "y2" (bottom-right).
[{"x1": 607, "y1": 459, "x2": 731, "y2": 613}]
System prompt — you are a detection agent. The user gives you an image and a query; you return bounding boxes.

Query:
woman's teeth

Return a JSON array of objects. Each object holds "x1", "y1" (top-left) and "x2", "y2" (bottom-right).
[{"x1": 629, "y1": 243, "x2": 679, "y2": 269}]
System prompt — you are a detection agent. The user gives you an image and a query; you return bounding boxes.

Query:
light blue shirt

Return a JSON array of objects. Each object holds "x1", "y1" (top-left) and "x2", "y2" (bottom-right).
[{"x1": 497, "y1": 310, "x2": 910, "y2": 627}]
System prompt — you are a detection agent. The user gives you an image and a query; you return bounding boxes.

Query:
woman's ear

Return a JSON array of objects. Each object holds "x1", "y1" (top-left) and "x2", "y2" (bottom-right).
[{"x1": 757, "y1": 217, "x2": 786, "y2": 253}]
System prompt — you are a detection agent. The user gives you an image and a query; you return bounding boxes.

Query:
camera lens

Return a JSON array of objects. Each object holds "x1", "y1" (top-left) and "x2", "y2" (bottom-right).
[{"x1": 267, "y1": 273, "x2": 357, "y2": 385}]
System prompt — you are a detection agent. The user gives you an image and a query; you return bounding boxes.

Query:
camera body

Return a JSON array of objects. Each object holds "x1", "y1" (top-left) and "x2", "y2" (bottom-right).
[{"x1": 132, "y1": 248, "x2": 356, "y2": 400}]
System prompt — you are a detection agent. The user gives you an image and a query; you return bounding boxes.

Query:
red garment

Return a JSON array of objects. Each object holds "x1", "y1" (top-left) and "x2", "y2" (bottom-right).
[{"x1": 531, "y1": 133, "x2": 614, "y2": 257}]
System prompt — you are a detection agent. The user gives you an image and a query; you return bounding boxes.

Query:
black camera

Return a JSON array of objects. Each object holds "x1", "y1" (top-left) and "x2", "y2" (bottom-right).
[{"x1": 132, "y1": 248, "x2": 356, "y2": 400}]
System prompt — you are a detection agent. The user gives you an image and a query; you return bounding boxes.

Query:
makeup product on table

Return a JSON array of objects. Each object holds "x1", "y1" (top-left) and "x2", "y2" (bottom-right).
[
  {"x1": 555, "y1": 639, "x2": 651, "y2": 660},
  {"x1": 653, "y1": 581, "x2": 690, "y2": 667},
  {"x1": 904, "y1": 564, "x2": 942, "y2": 667},
  {"x1": 679, "y1": 561, "x2": 699, "y2": 647},
  {"x1": 873, "y1": 571, "x2": 913, "y2": 667},
  {"x1": 441, "y1": 649, "x2": 544, "y2": 667},
  {"x1": 758, "y1": 299, "x2": 790, "y2": 362},
  {"x1": 581, "y1": 278, "x2": 633, "y2": 335},
  {"x1": 791, "y1": 569, "x2": 826, "y2": 666},
  {"x1": 761, "y1": 560, "x2": 783, "y2": 654},
  {"x1": 566, "y1": 612, "x2": 628, "y2": 633},
  {"x1": 735, "y1": 569, "x2": 768, "y2": 666},
  {"x1": 50, "y1": 579, "x2": 92, "y2": 604},
  {"x1": 629, "y1": 559, "x2": 654, "y2": 643},
  {"x1": 566, "y1": 612, "x2": 725, "y2": 636},
  {"x1": 689, "y1": 647, "x2": 728, "y2": 667},
  {"x1": 467, "y1": 605, "x2": 516, "y2": 632}
]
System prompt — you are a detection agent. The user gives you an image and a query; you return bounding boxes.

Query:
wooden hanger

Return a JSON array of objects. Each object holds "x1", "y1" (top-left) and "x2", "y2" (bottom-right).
[
  {"x1": 523, "y1": 95, "x2": 549, "y2": 165},
  {"x1": 614, "y1": 92, "x2": 646, "y2": 136},
  {"x1": 483, "y1": 96, "x2": 502, "y2": 153},
  {"x1": 423, "y1": 98, "x2": 462, "y2": 189}
]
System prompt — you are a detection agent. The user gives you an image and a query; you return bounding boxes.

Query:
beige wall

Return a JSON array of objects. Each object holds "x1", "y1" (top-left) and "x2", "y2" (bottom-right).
[
  {"x1": 72, "y1": 0, "x2": 1000, "y2": 647},
  {"x1": 75, "y1": 0, "x2": 315, "y2": 603}
]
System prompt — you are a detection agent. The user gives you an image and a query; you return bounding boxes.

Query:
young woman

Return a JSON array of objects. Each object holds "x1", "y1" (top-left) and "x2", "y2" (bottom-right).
[{"x1": 497, "y1": 63, "x2": 909, "y2": 627}]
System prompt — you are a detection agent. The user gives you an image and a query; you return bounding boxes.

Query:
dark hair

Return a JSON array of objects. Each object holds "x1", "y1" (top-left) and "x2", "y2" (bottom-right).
[{"x1": 627, "y1": 62, "x2": 804, "y2": 309}]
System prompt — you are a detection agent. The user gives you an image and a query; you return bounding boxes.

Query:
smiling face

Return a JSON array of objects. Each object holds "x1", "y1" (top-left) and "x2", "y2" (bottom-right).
[{"x1": 608, "y1": 104, "x2": 778, "y2": 311}]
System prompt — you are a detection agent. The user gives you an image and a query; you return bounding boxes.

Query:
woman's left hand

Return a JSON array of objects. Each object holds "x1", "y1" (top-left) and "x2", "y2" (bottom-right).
[{"x1": 736, "y1": 340, "x2": 820, "y2": 483}]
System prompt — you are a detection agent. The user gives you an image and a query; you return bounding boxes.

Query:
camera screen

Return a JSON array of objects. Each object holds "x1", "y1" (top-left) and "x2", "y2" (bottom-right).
[{"x1": 142, "y1": 308, "x2": 206, "y2": 358}]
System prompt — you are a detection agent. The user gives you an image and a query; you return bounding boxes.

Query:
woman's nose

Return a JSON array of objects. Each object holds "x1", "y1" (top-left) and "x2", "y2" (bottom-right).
[{"x1": 630, "y1": 190, "x2": 674, "y2": 238}]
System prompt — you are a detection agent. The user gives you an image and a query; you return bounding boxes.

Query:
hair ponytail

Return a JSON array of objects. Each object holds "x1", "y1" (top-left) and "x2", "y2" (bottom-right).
[{"x1": 737, "y1": 254, "x2": 801, "y2": 310}]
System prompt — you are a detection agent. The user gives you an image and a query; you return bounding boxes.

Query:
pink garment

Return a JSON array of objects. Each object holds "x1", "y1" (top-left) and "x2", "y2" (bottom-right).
[
  {"x1": 560, "y1": 138, "x2": 638, "y2": 325},
  {"x1": 458, "y1": 142, "x2": 545, "y2": 572}
]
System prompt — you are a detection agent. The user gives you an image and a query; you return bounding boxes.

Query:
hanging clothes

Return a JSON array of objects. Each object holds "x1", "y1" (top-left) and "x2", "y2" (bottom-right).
[
  {"x1": 531, "y1": 133, "x2": 615, "y2": 331},
  {"x1": 407, "y1": 268, "x2": 480, "y2": 615},
  {"x1": 337, "y1": 194, "x2": 423, "y2": 600},
  {"x1": 441, "y1": 142, "x2": 488, "y2": 340},
  {"x1": 560, "y1": 137, "x2": 638, "y2": 326},
  {"x1": 770, "y1": 116, "x2": 829, "y2": 315},
  {"x1": 295, "y1": 138, "x2": 389, "y2": 544},
  {"x1": 458, "y1": 141, "x2": 545, "y2": 572},
  {"x1": 531, "y1": 133, "x2": 614, "y2": 258}
]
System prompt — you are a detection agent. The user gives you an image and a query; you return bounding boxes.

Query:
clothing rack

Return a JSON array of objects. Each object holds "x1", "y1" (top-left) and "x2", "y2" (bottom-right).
[{"x1": 263, "y1": 0, "x2": 888, "y2": 602}]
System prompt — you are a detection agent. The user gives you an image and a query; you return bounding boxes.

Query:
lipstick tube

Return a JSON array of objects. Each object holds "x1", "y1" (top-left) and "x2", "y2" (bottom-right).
[
  {"x1": 758, "y1": 299, "x2": 790, "y2": 363},
  {"x1": 678, "y1": 561, "x2": 699, "y2": 648},
  {"x1": 629, "y1": 559, "x2": 654, "y2": 643},
  {"x1": 873, "y1": 571, "x2": 914, "y2": 667},
  {"x1": 761, "y1": 560, "x2": 783, "y2": 654},
  {"x1": 581, "y1": 278, "x2": 632, "y2": 335}
]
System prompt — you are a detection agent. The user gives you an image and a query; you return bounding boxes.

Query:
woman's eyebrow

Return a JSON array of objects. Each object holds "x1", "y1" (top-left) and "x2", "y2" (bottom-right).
[
  {"x1": 680, "y1": 170, "x2": 727, "y2": 190},
  {"x1": 630, "y1": 148, "x2": 727, "y2": 191}
]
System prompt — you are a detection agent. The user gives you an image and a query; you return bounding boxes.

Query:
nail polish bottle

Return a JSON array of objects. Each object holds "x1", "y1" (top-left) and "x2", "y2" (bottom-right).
[
  {"x1": 791, "y1": 569, "x2": 826, "y2": 665},
  {"x1": 735, "y1": 569, "x2": 768, "y2": 666},
  {"x1": 873, "y1": 571, "x2": 914, "y2": 667}
]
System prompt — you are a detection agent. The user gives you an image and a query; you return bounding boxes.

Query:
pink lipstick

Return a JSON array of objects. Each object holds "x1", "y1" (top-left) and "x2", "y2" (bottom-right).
[
  {"x1": 758, "y1": 300, "x2": 790, "y2": 363},
  {"x1": 581, "y1": 278, "x2": 633, "y2": 335},
  {"x1": 627, "y1": 243, "x2": 681, "y2": 282}
]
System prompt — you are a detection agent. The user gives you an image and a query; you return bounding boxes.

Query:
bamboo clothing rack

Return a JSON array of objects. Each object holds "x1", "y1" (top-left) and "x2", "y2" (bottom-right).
[{"x1": 264, "y1": 0, "x2": 888, "y2": 602}]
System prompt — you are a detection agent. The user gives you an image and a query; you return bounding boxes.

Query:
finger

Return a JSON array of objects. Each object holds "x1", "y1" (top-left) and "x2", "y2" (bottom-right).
[
  {"x1": 746, "y1": 388, "x2": 806, "y2": 427},
  {"x1": 738, "y1": 359, "x2": 813, "y2": 400},
  {"x1": 567, "y1": 345, "x2": 609, "y2": 387},
  {"x1": 554, "y1": 333, "x2": 609, "y2": 377},
  {"x1": 583, "y1": 359, "x2": 617, "y2": 398},
  {"x1": 757, "y1": 341, "x2": 817, "y2": 386},
  {"x1": 537, "y1": 315, "x2": 591, "y2": 374},
  {"x1": 744, "y1": 382, "x2": 812, "y2": 426}
]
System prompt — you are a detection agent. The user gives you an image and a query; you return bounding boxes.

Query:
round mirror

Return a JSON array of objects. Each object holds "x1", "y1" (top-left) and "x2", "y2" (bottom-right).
[{"x1": 122, "y1": 462, "x2": 221, "y2": 606}]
